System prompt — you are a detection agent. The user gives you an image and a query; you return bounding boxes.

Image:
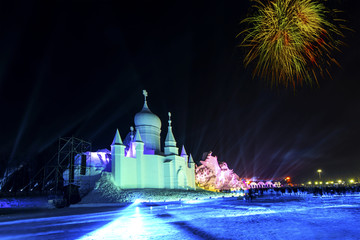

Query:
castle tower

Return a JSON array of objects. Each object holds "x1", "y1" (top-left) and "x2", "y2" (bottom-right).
[
  {"x1": 111, "y1": 129, "x2": 125, "y2": 186},
  {"x1": 134, "y1": 129, "x2": 144, "y2": 188},
  {"x1": 180, "y1": 145, "x2": 188, "y2": 162},
  {"x1": 134, "y1": 128, "x2": 145, "y2": 157},
  {"x1": 134, "y1": 90, "x2": 162, "y2": 154},
  {"x1": 164, "y1": 112, "x2": 178, "y2": 155},
  {"x1": 188, "y1": 154, "x2": 195, "y2": 168},
  {"x1": 187, "y1": 154, "x2": 196, "y2": 189}
]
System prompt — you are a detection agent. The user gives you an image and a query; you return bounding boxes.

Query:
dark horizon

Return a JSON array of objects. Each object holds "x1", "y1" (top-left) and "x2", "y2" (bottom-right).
[{"x1": 1, "y1": 0, "x2": 359, "y2": 184}]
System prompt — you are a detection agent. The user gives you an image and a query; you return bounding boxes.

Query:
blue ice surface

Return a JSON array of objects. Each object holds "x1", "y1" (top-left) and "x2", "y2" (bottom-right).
[
  {"x1": 0, "y1": 196, "x2": 49, "y2": 208},
  {"x1": 1, "y1": 194, "x2": 360, "y2": 240}
]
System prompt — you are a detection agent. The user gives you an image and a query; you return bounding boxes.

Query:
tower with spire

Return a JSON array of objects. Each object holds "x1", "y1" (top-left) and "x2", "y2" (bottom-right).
[
  {"x1": 111, "y1": 129, "x2": 125, "y2": 185},
  {"x1": 110, "y1": 90, "x2": 196, "y2": 190},
  {"x1": 164, "y1": 112, "x2": 179, "y2": 155}
]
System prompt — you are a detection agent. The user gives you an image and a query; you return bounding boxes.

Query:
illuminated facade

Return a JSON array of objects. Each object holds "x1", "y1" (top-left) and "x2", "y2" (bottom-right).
[{"x1": 111, "y1": 90, "x2": 196, "y2": 190}]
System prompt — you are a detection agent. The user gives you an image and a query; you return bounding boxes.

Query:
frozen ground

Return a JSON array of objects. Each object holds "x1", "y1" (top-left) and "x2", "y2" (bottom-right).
[{"x1": 1, "y1": 194, "x2": 360, "y2": 240}]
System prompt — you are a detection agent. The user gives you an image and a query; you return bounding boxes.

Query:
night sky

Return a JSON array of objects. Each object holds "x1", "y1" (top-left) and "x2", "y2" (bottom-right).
[{"x1": 1, "y1": 0, "x2": 359, "y2": 183}]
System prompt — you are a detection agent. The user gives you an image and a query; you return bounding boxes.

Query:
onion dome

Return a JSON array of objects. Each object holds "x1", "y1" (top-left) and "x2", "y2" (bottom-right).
[{"x1": 134, "y1": 90, "x2": 161, "y2": 129}]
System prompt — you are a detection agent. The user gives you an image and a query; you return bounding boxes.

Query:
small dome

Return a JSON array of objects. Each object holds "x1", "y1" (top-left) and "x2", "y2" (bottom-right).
[{"x1": 134, "y1": 102, "x2": 161, "y2": 129}]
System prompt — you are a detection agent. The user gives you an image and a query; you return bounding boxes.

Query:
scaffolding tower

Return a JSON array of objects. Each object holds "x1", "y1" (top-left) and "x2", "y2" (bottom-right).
[
  {"x1": 22, "y1": 137, "x2": 92, "y2": 206},
  {"x1": 56, "y1": 137, "x2": 92, "y2": 202}
]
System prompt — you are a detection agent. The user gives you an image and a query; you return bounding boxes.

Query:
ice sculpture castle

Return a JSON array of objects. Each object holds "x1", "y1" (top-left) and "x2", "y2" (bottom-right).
[{"x1": 111, "y1": 90, "x2": 196, "y2": 189}]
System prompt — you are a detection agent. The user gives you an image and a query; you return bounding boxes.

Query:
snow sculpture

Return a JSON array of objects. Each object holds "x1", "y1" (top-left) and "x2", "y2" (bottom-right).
[{"x1": 195, "y1": 152, "x2": 246, "y2": 191}]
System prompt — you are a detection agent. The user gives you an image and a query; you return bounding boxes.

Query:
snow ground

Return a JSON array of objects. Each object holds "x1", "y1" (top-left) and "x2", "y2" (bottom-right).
[{"x1": 1, "y1": 195, "x2": 360, "y2": 240}]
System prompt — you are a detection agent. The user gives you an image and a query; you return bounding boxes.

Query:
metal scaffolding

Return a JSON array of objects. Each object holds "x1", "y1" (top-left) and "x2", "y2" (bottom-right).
[
  {"x1": 25, "y1": 136, "x2": 91, "y2": 199},
  {"x1": 55, "y1": 137, "x2": 92, "y2": 201}
]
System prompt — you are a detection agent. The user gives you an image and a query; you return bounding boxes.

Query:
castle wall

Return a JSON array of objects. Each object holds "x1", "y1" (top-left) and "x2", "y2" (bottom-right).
[
  {"x1": 141, "y1": 155, "x2": 165, "y2": 188},
  {"x1": 112, "y1": 150, "x2": 195, "y2": 190},
  {"x1": 186, "y1": 163, "x2": 196, "y2": 189},
  {"x1": 120, "y1": 156, "x2": 138, "y2": 188}
]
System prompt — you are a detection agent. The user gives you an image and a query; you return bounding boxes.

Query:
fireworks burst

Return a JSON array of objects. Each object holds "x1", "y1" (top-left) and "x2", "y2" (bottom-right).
[{"x1": 239, "y1": 0, "x2": 347, "y2": 88}]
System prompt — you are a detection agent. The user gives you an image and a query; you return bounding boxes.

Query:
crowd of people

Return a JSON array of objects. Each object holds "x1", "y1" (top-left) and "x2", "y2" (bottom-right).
[{"x1": 242, "y1": 185, "x2": 360, "y2": 201}]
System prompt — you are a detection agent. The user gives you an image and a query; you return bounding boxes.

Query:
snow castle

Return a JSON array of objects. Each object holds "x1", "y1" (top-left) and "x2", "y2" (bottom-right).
[
  {"x1": 111, "y1": 90, "x2": 196, "y2": 189},
  {"x1": 64, "y1": 90, "x2": 196, "y2": 191}
]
